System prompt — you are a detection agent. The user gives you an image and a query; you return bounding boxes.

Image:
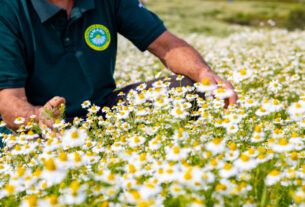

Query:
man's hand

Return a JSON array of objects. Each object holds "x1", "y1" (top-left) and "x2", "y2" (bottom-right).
[
  {"x1": 37, "y1": 96, "x2": 66, "y2": 130},
  {"x1": 148, "y1": 31, "x2": 238, "y2": 108},
  {"x1": 198, "y1": 71, "x2": 238, "y2": 108},
  {"x1": 0, "y1": 88, "x2": 66, "y2": 131}
]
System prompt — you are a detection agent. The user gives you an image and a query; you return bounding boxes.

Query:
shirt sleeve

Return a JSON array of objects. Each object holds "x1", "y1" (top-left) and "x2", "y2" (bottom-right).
[
  {"x1": 116, "y1": 0, "x2": 167, "y2": 51},
  {"x1": 0, "y1": 3, "x2": 28, "y2": 90}
]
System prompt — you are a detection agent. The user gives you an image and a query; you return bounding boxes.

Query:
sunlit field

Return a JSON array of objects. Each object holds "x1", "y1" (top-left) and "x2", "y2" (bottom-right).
[{"x1": 0, "y1": 28, "x2": 304, "y2": 206}]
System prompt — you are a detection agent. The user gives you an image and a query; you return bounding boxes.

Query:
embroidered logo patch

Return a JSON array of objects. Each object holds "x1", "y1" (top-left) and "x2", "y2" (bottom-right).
[{"x1": 85, "y1": 24, "x2": 111, "y2": 51}]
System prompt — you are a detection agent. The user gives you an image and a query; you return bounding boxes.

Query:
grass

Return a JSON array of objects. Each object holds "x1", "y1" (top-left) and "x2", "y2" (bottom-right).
[{"x1": 146, "y1": 0, "x2": 304, "y2": 36}]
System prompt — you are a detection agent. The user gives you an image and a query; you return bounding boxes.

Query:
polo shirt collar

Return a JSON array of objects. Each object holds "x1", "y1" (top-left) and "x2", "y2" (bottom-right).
[
  {"x1": 76, "y1": 0, "x2": 95, "y2": 13},
  {"x1": 31, "y1": 0, "x2": 96, "y2": 23}
]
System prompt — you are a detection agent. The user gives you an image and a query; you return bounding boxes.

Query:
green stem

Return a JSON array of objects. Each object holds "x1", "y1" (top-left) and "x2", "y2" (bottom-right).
[{"x1": 260, "y1": 184, "x2": 268, "y2": 207}]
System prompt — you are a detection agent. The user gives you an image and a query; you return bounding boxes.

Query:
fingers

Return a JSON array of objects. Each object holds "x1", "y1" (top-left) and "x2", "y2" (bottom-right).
[
  {"x1": 44, "y1": 96, "x2": 66, "y2": 116},
  {"x1": 222, "y1": 80, "x2": 238, "y2": 108},
  {"x1": 39, "y1": 119, "x2": 53, "y2": 130},
  {"x1": 214, "y1": 77, "x2": 238, "y2": 109},
  {"x1": 46, "y1": 96, "x2": 66, "y2": 110},
  {"x1": 38, "y1": 96, "x2": 66, "y2": 136}
]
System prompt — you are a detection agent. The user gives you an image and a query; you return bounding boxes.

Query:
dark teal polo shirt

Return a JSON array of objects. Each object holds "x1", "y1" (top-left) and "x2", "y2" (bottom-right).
[{"x1": 0, "y1": 0, "x2": 166, "y2": 119}]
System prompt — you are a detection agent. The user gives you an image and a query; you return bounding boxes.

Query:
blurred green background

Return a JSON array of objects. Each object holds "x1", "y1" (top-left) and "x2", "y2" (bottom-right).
[{"x1": 145, "y1": 0, "x2": 305, "y2": 37}]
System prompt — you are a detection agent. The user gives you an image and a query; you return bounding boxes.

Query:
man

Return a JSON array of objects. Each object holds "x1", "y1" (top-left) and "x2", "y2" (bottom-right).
[{"x1": 0, "y1": 0, "x2": 237, "y2": 133}]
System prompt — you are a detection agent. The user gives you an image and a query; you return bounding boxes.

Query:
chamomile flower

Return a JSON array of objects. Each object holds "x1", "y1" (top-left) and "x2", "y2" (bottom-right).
[
  {"x1": 234, "y1": 154, "x2": 257, "y2": 171},
  {"x1": 265, "y1": 169, "x2": 282, "y2": 186},
  {"x1": 171, "y1": 107, "x2": 189, "y2": 119},
  {"x1": 41, "y1": 158, "x2": 67, "y2": 186},
  {"x1": 61, "y1": 127, "x2": 88, "y2": 148},
  {"x1": 88, "y1": 105, "x2": 100, "y2": 113},
  {"x1": 206, "y1": 138, "x2": 226, "y2": 155},
  {"x1": 81, "y1": 100, "x2": 91, "y2": 109},
  {"x1": 214, "y1": 87, "x2": 234, "y2": 99},
  {"x1": 195, "y1": 78, "x2": 217, "y2": 93},
  {"x1": 14, "y1": 117, "x2": 25, "y2": 125},
  {"x1": 268, "y1": 80, "x2": 282, "y2": 93}
]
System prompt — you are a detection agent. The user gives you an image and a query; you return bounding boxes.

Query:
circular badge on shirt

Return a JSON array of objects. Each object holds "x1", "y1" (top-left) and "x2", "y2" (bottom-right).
[{"x1": 84, "y1": 24, "x2": 111, "y2": 51}]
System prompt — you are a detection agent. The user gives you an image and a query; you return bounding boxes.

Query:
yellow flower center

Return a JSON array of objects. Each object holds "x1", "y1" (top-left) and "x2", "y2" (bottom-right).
[
  {"x1": 217, "y1": 88, "x2": 226, "y2": 93},
  {"x1": 239, "y1": 69, "x2": 247, "y2": 76},
  {"x1": 129, "y1": 164, "x2": 136, "y2": 174},
  {"x1": 184, "y1": 168, "x2": 192, "y2": 180},
  {"x1": 175, "y1": 108, "x2": 183, "y2": 115},
  {"x1": 296, "y1": 103, "x2": 302, "y2": 109},
  {"x1": 291, "y1": 152, "x2": 298, "y2": 161},
  {"x1": 269, "y1": 170, "x2": 280, "y2": 176},
  {"x1": 59, "y1": 152, "x2": 68, "y2": 162},
  {"x1": 240, "y1": 154, "x2": 250, "y2": 162},
  {"x1": 70, "y1": 180, "x2": 80, "y2": 191},
  {"x1": 4, "y1": 184, "x2": 15, "y2": 194},
  {"x1": 132, "y1": 190, "x2": 141, "y2": 200},
  {"x1": 279, "y1": 138, "x2": 288, "y2": 146},
  {"x1": 173, "y1": 146, "x2": 180, "y2": 154},
  {"x1": 71, "y1": 131, "x2": 79, "y2": 139},
  {"x1": 212, "y1": 138, "x2": 222, "y2": 145},
  {"x1": 224, "y1": 163, "x2": 232, "y2": 171},
  {"x1": 45, "y1": 158, "x2": 56, "y2": 171},
  {"x1": 49, "y1": 195, "x2": 58, "y2": 205},
  {"x1": 201, "y1": 78, "x2": 211, "y2": 86}
]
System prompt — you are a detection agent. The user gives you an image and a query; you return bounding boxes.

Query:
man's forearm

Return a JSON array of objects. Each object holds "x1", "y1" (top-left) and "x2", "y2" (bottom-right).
[
  {"x1": 148, "y1": 31, "x2": 213, "y2": 82},
  {"x1": 164, "y1": 43, "x2": 214, "y2": 82},
  {"x1": 0, "y1": 89, "x2": 40, "y2": 130}
]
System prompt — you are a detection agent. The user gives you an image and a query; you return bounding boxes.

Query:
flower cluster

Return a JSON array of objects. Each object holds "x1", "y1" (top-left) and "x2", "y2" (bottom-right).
[{"x1": 0, "y1": 28, "x2": 305, "y2": 206}]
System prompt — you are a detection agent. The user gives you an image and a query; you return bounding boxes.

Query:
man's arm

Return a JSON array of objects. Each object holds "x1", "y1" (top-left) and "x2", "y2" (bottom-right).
[
  {"x1": 147, "y1": 31, "x2": 238, "y2": 107},
  {"x1": 0, "y1": 88, "x2": 65, "y2": 130}
]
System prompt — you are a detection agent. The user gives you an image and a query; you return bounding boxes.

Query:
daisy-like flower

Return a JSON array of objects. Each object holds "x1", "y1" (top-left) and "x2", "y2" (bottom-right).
[
  {"x1": 136, "y1": 83, "x2": 147, "y2": 91},
  {"x1": 255, "y1": 106, "x2": 270, "y2": 116},
  {"x1": 117, "y1": 110, "x2": 130, "y2": 120},
  {"x1": 26, "y1": 130, "x2": 39, "y2": 140},
  {"x1": 148, "y1": 137, "x2": 161, "y2": 151},
  {"x1": 269, "y1": 138, "x2": 294, "y2": 153},
  {"x1": 41, "y1": 158, "x2": 67, "y2": 186},
  {"x1": 134, "y1": 92, "x2": 147, "y2": 105},
  {"x1": 81, "y1": 100, "x2": 91, "y2": 109},
  {"x1": 59, "y1": 181, "x2": 87, "y2": 205},
  {"x1": 178, "y1": 167, "x2": 205, "y2": 188},
  {"x1": 288, "y1": 102, "x2": 305, "y2": 121},
  {"x1": 137, "y1": 182, "x2": 162, "y2": 200},
  {"x1": 195, "y1": 78, "x2": 217, "y2": 93},
  {"x1": 250, "y1": 132, "x2": 265, "y2": 143},
  {"x1": 169, "y1": 182, "x2": 185, "y2": 197},
  {"x1": 265, "y1": 169, "x2": 282, "y2": 186},
  {"x1": 128, "y1": 135, "x2": 146, "y2": 148},
  {"x1": 226, "y1": 124, "x2": 239, "y2": 135},
  {"x1": 232, "y1": 68, "x2": 252, "y2": 83},
  {"x1": 14, "y1": 117, "x2": 25, "y2": 125},
  {"x1": 53, "y1": 119, "x2": 66, "y2": 129},
  {"x1": 243, "y1": 98, "x2": 258, "y2": 108},
  {"x1": 262, "y1": 99, "x2": 283, "y2": 113},
  {"x1": 268, "y1": 80, "x2": 282, "y2": 93},
  {"x1": 0, "y1": 120, "x2": 6, "y2": 127},
  {"x1": 206, "y1": 138, "x2": 226, "y2": 155},
  {"x1": 214, "y1": 87, "x2": 234, "y2": 99},
  {"x1": 234, "y1": 154, "x2": 257, "y2": 171},
  {"x1": 171, "y1": 107, "x2": 188, "y2": 119},
  {"x1": 292, "y1": 189, "x2": 305, "y2": 204},
  {"x1": 166, "y1": 145, "x2": 189, "y2": 161},
  {"x1": 61, "y1": 127, "x2": 88, "y2": 148},
  {"x1": 214, "y1": 179, "x2": 231, "y2": 195},
  {"x1": 224, "y1": 149, "x2": 240, "y2": 161},
  {"x1": 219, "y1": 163, "x2": 238, "y2": 178},
  {"x1": 88, "y1": 105, "x2": 100, "y2": 113},
  {"x1": 154, "y1": 96, "x2": 170, "y2": 108}
]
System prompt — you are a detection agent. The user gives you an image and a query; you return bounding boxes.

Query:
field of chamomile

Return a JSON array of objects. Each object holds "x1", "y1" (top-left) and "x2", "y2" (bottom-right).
[{"x1": 0, "y1": 28, "x2": 305, "y2": 207}]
